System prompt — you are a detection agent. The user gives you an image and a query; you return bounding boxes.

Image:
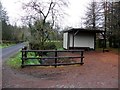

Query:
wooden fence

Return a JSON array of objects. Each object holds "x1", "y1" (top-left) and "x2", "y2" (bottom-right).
[{"x1": 21, "y1": 47, "x2": 84, "y2": 68}]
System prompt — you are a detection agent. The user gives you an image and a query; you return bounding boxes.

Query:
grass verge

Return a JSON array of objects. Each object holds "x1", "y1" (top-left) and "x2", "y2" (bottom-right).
[
  {"x1": 6, "y1": 52, "x2": 40, "y2": 69},
  {"x1": 96, "y1": 47, "x2": 119, "y2": 54},
  {"x1": 0, "y1": 43, "x2": 15, "y2": 48},
  {"x1": 6, "y1": 41, "x2": 63, "y2": 69},
  {"x1": 6, "y1": 52, "x2": 22, "y2": 69}
]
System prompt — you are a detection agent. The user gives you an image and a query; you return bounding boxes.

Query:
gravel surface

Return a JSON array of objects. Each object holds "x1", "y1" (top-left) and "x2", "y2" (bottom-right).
[{"x1": 2, "y1": 51, "x2": 118, "y2": 88}]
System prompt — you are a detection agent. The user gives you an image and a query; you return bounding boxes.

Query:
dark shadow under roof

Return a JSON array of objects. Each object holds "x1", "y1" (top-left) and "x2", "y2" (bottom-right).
[{"x1": 63, "y1": 28, "x2": 105, "y2": 33}]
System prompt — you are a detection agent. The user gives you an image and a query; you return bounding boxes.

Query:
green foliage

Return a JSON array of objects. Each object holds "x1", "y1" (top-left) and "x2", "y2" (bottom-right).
[
  {"x1": 54, "y1": 41, "x2": 63, "y2": 49},
  {"x1": 29, "y1": 40, "x2": 63, "y2": 51},
  {"x1": 97, "y1": 39, "x2": 104, "y2": 48},
  {"x1": 23, "y1": 52, "x2": 40, "y2": 65},
  {"x1": 6, "y1": 52, "x2": 22, "y2": 69},
  {"x1": 109, "y1": 35, "x2": 120, "y2": 48},
  {"x1": 2, "y1": 21, "x2": 12, "y2": 40},
  {"x1": 1, "y1": 2, "x2": 25, "y2": 42},
  {"x1": 29, "y1": 41, "x2": 57, "y2": 56},
  {"x1": 6, "y1": 41, "x2": 63, "y2": 68},
  {"x1": 24, "y1": 59, "x2": 40, "y2": 65},
  {"x1": 44, "y1": 42, "x2": 56, "y2": 50},
  {"x1": 0, "y1": 43, "x2": 15, "y2": 48},
  {"x1": 28, "y1": 19, "x2": 62, "y2": 50},
  {"x1": 6, "y1": 52, "x2": 40, "y2": 68},
  {"x1": 28, "y1": 20, "x2": 53, "y2": 50},
  {"x1": 106, "y1": 2, "x2": 120, "y2": 48},
  {"x1": 2, "y1": 20, "x2": 25, "y2": 42}
]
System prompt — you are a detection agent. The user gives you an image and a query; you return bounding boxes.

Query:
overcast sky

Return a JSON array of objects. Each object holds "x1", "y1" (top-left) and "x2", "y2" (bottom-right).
[{"x1": 1, "y1": 0, "x2": 92, "y2": 28}]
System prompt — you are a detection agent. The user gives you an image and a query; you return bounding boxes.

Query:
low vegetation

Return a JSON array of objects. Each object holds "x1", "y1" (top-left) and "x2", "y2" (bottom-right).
[
  {"x1": 6, "y1": 41, "x2": 63, "y2": 68},
  {"x1": 6, "y1": 52, "x2": 22, "y2": 69},
  {"x1": 0, "y1": 43, "x2": 15, "y2": 48},
  {"x1": 6, "y1": 52, "x2": 41, "y2": 69}
]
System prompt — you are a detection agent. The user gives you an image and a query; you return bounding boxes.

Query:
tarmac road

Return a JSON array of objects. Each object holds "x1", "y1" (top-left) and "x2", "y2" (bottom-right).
[{"x1": 2, "y1": 43, "x2": 25, "y2": 61}]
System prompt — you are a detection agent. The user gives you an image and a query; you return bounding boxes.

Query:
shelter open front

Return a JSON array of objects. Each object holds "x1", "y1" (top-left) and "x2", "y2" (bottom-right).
[{"x1": 63, "y1": 28, "x2": 105, "y2": 50}]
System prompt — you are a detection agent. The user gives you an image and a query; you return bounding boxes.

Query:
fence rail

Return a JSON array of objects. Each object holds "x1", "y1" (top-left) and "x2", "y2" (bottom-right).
[{"x1": 21, "y1": 46, "x2": 84, "y2": 68}]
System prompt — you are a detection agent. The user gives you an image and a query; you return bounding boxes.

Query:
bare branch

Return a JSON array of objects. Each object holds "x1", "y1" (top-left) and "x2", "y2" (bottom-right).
[{"x1": 32, "y1": 2, "x2": 45, "y2": 18}]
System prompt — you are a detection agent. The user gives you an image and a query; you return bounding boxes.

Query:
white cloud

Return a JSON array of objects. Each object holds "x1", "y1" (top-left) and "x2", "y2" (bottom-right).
[
  {"x1": 1, "y1": 0, "x2": 91, "y2": 27},
  {"x1": 1, "y1": 0, "x2": 25, "y2": 25},
  {"x1": 62, "y1": 0, "x2": 91, "y2": 28}
]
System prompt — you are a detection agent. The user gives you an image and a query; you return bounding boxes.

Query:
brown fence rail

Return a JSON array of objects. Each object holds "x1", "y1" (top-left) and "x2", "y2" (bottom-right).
[{"x1": 21, "y1": 46, "x2": 84, "y2": 68}]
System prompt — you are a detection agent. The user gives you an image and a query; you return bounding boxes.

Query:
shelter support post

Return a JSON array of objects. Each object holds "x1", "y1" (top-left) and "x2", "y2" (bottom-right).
[{"x1": 80, "y1": 51, "x2": 84, "y2": 65}]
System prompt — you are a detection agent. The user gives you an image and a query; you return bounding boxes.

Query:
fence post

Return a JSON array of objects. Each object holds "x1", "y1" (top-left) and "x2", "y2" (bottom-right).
[
  {"x1": 55, "y1": 49, "x2": 57, "y2": 68},
  {"x1": 80, "y1": 51, "x2": 84, "y2": 65},
  {"x1": 21, "y1": 46, "x2": 27, "y2": 68},
  {"x1": 24, "y1": 46, "x2": 27, "y2": 61},
  {"x1": 21, "y1": 47, "x2": 24, "y2": 68}
]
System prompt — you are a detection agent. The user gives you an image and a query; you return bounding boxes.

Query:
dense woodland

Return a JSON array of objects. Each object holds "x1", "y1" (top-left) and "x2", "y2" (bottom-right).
[
  {"x1": 1, "y1": 1, "x2": 120, "y2": 49},
  {"x1": 0, "y1": 2, "x2": 25, "y2": 43},
  {"x1": 83, "y1": 1, "x2": 120, "y2": 48}
]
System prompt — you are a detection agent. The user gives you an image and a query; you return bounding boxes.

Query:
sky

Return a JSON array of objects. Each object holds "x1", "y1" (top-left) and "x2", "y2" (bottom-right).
[{"x1": 1, "y1": 0, "x2": 91, "y2": 28}]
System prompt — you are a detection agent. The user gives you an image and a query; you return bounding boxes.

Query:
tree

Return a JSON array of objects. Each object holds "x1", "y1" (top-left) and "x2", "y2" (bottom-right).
[
  {"x1": 100, "y1": 1, "x2": 116, "y2": 48},
  {"x1": 83, "y1": 0, "x2": 102, "y2": 30},
  {"x1": 106, "y1": 2, "x2": 120, "y2": 48},
  {"x1": 99, "y1": 1, "x2": 120, "y2": 48},
  {"x1": 84, "y1": 1, "x2": 120, "y2": 48},
  {"x1": 0, "y1": 1, "x2": 11, "y2": 41},
  {"x1": 22, "y1": 0, "x2": 69, "y2": 50},
  {"x1": 0, "y1": 2, "x2": 9, "y2": 22},
  {"x1": 0, "y1": 2, "x2": 26, "y2": 43}
]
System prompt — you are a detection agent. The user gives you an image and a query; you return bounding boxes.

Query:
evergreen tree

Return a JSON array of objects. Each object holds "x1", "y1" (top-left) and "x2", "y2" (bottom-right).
[{"x1": 83, "y1": 1, "x2": 102, "y2": 30}]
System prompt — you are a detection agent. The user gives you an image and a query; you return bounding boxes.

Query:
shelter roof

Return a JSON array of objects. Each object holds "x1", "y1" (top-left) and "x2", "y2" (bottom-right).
[{"x1": 63, "y1": 28, "x2": 104, "y2": 33}]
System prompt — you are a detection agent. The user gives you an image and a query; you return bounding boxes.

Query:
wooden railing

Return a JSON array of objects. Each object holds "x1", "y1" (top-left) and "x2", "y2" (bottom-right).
[{"x1": 21, "y1": 47, "x2": 84, "y2": 68}]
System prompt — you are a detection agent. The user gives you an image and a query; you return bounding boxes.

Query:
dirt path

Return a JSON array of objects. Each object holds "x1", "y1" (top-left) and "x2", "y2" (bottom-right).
[{"x1": 2, "y1": 51, "x2": 118, "y2": 88}]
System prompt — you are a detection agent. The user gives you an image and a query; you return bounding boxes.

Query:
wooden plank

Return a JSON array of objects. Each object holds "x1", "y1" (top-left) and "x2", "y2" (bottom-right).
[
  {"x1": 21, "y1": 48, "x2": 84, "y2": 68},
  {"x1": 58, "y1": 56, "x2": 84, "y2": 58},
  {"x1": 21, "y1": 62, "x2": 84, "y2": 67},
  {"x1": 22, "y1": 56, "x2": 84, "y2": 60},
  {"x1": 21, "y1": 49, "x2": 84, "y2": 52}
]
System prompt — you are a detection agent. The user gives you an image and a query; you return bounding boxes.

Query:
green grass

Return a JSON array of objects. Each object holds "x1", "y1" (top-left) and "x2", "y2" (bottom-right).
[
  {"x1": 24, "y1": 52, "x2": 40, "y2": 65},
  {"x1": 6, "y1": 52, "x2": 22, "y2": 69},
  {"x1": 6, "y1": 41, "x2": 63, "y2": 68},
  {"x1": 0, "y1": 43, "x2": 15, "y2": 48},
  {"x1": 96, "y1": 47, "x2": 119, "y2": 54},
  {"x1": 6, "y1": 52, "x2": 40, "y2": 69}
]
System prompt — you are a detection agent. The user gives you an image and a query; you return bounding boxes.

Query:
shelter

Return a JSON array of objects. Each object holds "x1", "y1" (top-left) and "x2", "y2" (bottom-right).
[{"x1": 63, "y1": 28, "x2": 105, "y2": 50}]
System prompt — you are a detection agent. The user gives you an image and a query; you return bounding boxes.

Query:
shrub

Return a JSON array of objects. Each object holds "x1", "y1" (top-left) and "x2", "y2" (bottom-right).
[
  {"x1": 29, "y1": 41, "x2": 56, "y2": 56},
  {"x1": 44, "y1": 42, "x2": 56, "y2": 50},
  {"x1": 29, "y1": 42, "x2": 40, "y2": 50},
  {"x1": 29, "y1": 42, "x2": 56, "y2": 50}
]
